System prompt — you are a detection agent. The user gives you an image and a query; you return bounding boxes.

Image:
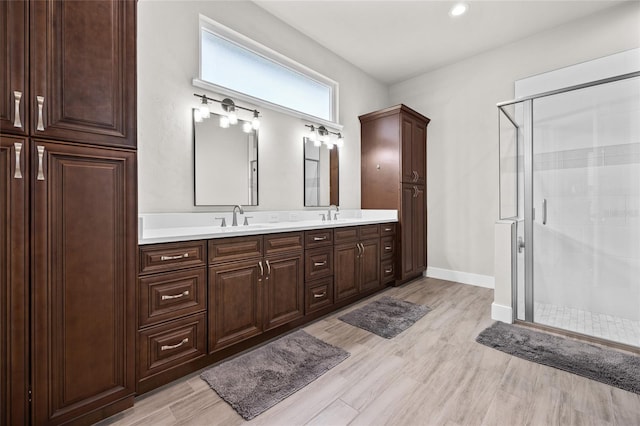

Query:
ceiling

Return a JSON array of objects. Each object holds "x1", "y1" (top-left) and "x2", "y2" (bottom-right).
[{"x1": 253, "y1": 0, "x2": 627, "y2": 84}]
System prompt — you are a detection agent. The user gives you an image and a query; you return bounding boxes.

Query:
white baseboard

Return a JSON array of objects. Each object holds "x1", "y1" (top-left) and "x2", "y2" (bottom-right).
[
  {"x1": 491, "y1": 303, "x2": 513, "y2": 323},
  {"x1": 425, "y1": 267, "x2": 495, "y2": 289}
]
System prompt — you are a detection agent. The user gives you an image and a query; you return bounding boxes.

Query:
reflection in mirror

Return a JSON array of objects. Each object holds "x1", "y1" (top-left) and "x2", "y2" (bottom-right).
[
  {"x1": 304, "y1": 137, "x2": 339, "y2": 206},
  {"x1": 194, "y1": 110, "x2": 258, "y2": 206}
]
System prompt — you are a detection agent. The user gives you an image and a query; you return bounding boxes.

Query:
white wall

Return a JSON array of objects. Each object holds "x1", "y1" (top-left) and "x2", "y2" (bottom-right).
[
  {"x1": 137, "y1": 0, "x2": 389, "y2": 213},
  {"x1": 389, "y1": 2, "x2": 640, "y2": 279}
]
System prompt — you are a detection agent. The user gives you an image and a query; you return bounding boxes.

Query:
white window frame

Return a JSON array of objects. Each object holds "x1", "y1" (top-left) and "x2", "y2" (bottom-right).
[{"x1": 194, "y1": 15, "x2": 341, "y2": 129}]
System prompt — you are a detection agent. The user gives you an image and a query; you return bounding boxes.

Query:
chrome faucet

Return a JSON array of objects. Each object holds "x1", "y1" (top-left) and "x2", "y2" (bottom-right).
[
  {"x1": 232, "y1": 205, "x2": 244, "y2": 226},
  {"x1": 327, "y1": 205, "x2": 339, "y2": 221}
]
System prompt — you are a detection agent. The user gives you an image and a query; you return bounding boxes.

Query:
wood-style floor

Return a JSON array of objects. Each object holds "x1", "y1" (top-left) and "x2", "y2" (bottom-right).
[{"x1": 98, "y1": 277, "x2": 640, "y2": 426}]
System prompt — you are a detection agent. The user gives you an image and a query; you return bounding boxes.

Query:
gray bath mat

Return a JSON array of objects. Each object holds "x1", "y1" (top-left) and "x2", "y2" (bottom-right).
[
  {"x1": 338, "y1": 296, "x2": 431, "y2": 338},
  {"x1": 477, "y1": 322, "x2": 640, "y2": 394},
  {"x1": 200, "y1": 330, "x2": 349, "y2": 420}
]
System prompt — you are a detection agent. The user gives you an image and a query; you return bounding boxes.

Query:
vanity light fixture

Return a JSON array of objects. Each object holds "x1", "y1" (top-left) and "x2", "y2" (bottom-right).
[
  {"x1": 193, "y1": 93, "x2": 260, "y2": 130},
  {"x1": 304, "y1": 124, "x2": 344, "y2": 149},
  {"x1": 193, "y1": 108, "x2": 203, "y2": 123}
]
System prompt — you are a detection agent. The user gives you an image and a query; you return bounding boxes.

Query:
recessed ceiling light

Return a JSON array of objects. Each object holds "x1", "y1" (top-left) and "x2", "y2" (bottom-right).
[{"x1": 449, "y1": 2, "x2": 468, "y2": 17}]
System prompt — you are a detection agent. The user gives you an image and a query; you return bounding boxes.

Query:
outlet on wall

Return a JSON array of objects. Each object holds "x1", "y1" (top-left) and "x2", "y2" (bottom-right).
[
  {"x1": 268, "y1": 213, "x2": 279, "y2": 223},
  {"x1": 289, "y1": 213, "x2": 298, "y2": 222}
]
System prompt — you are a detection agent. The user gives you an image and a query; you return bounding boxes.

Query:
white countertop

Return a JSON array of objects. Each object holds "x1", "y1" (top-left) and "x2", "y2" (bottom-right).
[{"x1": 138, "y1": 209, "x2": 397, "y2": 245}]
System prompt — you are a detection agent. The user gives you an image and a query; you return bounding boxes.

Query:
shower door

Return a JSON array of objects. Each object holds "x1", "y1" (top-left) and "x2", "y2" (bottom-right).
[{"x1": 528, "y1": 76, "x2": 640, "y2": 347}]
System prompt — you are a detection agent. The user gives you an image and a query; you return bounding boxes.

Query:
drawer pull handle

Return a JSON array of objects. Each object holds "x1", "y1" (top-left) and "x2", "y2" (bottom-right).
[
  {"x1": 385, "y1": 246, "x2": 392, "y2": 251},
  {"x1": 36, "y1": 146, "x2": 45, "y2": 180},
  {"x1": 13, "y1": 91, "x2": 22, "y2": 128},
  {"x1": 161, "y1": 290, "x2": 189, "y2": 301},
  {"x1": 313, "y1": 236, "x2": 327, "y2": 241},
  {"x1": 160, "y1": 253, "x2": 189, "y2": 261},
  {"x1": 13, "y1": 142, "x2": 22, "y2": 179},
  {"x1": 314, "y1": 261, "x2": 327, "y2": 267},
  {"x1": 313, "y1": 291, "x2": 327, "y2": 299},
  {"x1": 161, "y1": 338, "x2": 188, "y2": 351},
  {"x1": 36, "y1": 96, "x2": 45, "y2": 131},
  {"x1": 384, "y1": 227, "x2": 392, "y2": 232},
  {"x1": 385, "y1": 268, "x2": 393, "y2": 273}
]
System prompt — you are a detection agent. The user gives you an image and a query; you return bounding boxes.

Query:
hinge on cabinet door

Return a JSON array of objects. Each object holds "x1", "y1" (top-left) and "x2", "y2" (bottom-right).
[{"x1": 28, "y1": 387, "x2": 32, "y2": 403}]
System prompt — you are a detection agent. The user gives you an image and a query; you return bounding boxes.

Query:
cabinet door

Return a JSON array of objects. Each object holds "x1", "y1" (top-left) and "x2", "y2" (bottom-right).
[
  {"x1": 30, "y1": 0, "x2": 136, "y2": 148},
  {"x1": 401, "y1": 115, "x2": 427, "y2": 185},
  {"x1": 0, "y1": 136, "x2": 29, "y2": 425},
  {"x1": 263, "y1": 253, "x2": 304, "y2": 331},
  {"x1": 400, "y1": 183, "x2": 415, "y2": 279},
  {"x1": 31, "y1": 140, "x2": 136, "y2": 425},
  {"x1": 334, "y1": 243, "x2": 359, "y2": 301},
  {"x1": 209, "y1": 260, "x2": 263, "y2": 352},
  {"x1": 413, "y1": 185, "x2": 427, "y2": 272},
  {"x1": 359, "y1": 238, "x2": 381, "y2": 292},
  {"x1": 0, "y1": 0, "x2": 28, "y2": 135}
]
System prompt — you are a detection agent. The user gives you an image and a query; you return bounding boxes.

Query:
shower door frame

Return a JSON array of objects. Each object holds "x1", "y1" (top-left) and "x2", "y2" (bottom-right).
[{"x1": 498, "y1": 70, "x2": 640, "y2": 329}]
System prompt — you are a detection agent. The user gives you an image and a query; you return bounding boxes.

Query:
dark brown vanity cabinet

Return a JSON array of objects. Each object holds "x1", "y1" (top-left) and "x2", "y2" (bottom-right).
[
  {"x1": 334, "y1": 225, "x2": 381, "y2": 301},
  {"x1": 304, "y1": 229, "x2": 335, "y2": 314},
  {"x1": 360, "y1": 105, "x2": 430, "y2": 284},
  {"x1": 1, "y1": 1, "x2": 138, "y2": 423},
  {"x1": 137, "y1": 241, "x2": 208, "y2": 392},
  {"x1": 208, "y1": 233, "x2": 304, "y2": 352}
]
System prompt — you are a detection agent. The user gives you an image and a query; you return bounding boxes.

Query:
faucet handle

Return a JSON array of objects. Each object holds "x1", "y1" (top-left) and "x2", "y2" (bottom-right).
[
  {"x1": 243, "y1": 216, "x2": 253, "y2": 226},
  {"x1": 318, "y1": 213, "x2": 326, "y2": 222},
  {"x1": 333, "y1": 212, "x2": 339, "y2": 221},
  {"x1": 215, "y1": 217, "x2": 227, "y2": 227}
]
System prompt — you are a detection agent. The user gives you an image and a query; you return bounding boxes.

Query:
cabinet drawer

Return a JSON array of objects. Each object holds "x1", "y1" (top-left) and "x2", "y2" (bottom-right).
[
  {"x1": 138, "y1": 314, "x2": 206, "y2": 379},
  {"x1": 209, "y1": 236, "x2": 262, "y2": 264},
  {"x1": 264, "y1": 232, "x2": 303, "y2": 255},
  {"x1": 306, "y1": 278, "x2": 334, "y2": 314},
  {"x1": 359, "y1": 224, "x2": 380, "y2": 239},
  {"x1": 305, "y1": 247, "x2": 334, "y2": 282},
  {"x1": 380, "y1": 223, "x2": 396, "y2": 236},
  {"x1": 139, "y1": 268, "x2": 206, "y2": 327},
  {"x1": 140, "y1": 241, "x2": 206, "y2": 274},
  {"x1": 305, "y1": 229, "x2": 333, "y2": 248},
  {"x1": 381, "y1": 236, "x2": 395, "y2": 260},
  {"x1": 334, "y1": 226, "x2": 359, "y2": 243},
  {"x1": 381, "y1": 259, "x2": 396, "y2": 284}
]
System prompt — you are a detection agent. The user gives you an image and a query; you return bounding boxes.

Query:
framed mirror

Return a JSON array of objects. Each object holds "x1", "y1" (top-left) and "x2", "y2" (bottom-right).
[
  {"x1": 304, "y1": 137, "x2": 339, "y2": 206},
  {"x1": 194, "y1": 110, "x2": 258, "y2": 205}
]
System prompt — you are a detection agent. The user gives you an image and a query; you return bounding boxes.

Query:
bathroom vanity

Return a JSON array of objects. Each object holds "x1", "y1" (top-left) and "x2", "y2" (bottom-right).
[{"x1": 136, "y1": 213, "x2": 397, "y2": 393}]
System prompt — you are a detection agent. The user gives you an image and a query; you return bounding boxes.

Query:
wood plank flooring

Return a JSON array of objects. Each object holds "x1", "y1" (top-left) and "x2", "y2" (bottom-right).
[{"x1": 97, "y1": 277, "x2": 640, "y2": 426}]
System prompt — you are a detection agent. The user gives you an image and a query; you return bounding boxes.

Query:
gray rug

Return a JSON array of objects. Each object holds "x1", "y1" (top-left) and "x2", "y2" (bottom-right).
[
  {"x1": 200, "y1": 330, "x2": 349, "y2": 420},
  {"x1": 477, "y1": 322, "x2": 640, "y2": 394},
  {"x1": 338, "y1": 296, "x2": 431, "y2": 338}
]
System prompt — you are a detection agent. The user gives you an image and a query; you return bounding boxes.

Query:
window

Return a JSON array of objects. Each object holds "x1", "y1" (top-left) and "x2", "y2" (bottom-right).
[{"x1": 196, "y1": 16, "x2": 338, "y2": 124}]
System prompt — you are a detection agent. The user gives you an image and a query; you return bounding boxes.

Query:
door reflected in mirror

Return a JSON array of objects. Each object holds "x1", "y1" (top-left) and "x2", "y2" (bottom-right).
[
  {"x1": 194, "y1": 110, "x2": 258, "y2": 206},
  {"x1": 304, "y1": 137, "x2": 339, "y2": 207}
]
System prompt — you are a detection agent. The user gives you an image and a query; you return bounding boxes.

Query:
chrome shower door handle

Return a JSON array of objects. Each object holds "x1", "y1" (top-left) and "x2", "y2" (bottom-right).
[
  {"x1": 13, "y1": 142, "x2": 23, "y2": 179},
  {"x1": 542, "y1": 199, "x2": 547, "y2": 225},
  {"x1": 36, "y1": 96, "x2": 45, "y2": 131},
  {"x1": 13, "y1": 91, "x2": 22, "y2": 128}
]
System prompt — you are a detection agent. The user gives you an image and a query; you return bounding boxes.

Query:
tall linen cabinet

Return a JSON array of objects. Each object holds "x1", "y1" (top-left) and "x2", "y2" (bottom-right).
[
  {"x1": 360, "y1": 105, "x2": 430, "y2": 284},
  {"x1": 1, "y1": 1, "x2": 137, "y2": 424}
]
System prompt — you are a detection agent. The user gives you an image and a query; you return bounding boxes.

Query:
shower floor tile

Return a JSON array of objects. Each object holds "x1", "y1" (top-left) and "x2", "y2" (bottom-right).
[{"x1": 534, "y1": 302, "x2": 640, "y2": 347}]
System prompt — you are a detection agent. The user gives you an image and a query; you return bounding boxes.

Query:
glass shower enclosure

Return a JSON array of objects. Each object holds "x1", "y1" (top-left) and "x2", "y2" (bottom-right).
[{"x1": 498, "y1": 72, "x2": 640, "y2": 348}]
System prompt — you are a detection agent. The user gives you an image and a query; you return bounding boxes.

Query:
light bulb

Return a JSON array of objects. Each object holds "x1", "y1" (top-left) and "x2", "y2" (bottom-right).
[
  {"x1": 325, "y1": 141, "x2": 334, "y2": 150},
  {"x1": 449, "y1": 2, "x2": 468, "y2": 17},
  {"x1": 194, "y1": 109, "x2": 203, "y2": 123},
  {"x1": 199, "y1": 103, "x2": 210, "y2": 119},
  {"x1": 228, "y1": 110, "x2": 238, "y2": 125},
  {"x1": 252, "y1": 115, "x2": 260, "y2": 130},
  {"x1": 219, "y1": 115, "x2": 230, "y2": 128},
  {"x1": 313, "y1": 139, "x2": 321, "y2": 147},
  {"x1": 308, "y1": 127, "x2": 316, "y2": 141},
  {"x1": 336, "y1": 135, "x2": 344, "y2": 148},
  {"x1": 242, "y1": 121, "x2": 252, "y2": 133}
]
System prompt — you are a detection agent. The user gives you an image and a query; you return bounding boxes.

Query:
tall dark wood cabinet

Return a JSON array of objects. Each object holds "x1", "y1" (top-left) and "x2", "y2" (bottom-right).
[
  {"x1": 1, "y1": 1, "x2": 137, "y2": 424},
  {"x1": 360, "y1": 105, "x2": 430, "y2": 284}
]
